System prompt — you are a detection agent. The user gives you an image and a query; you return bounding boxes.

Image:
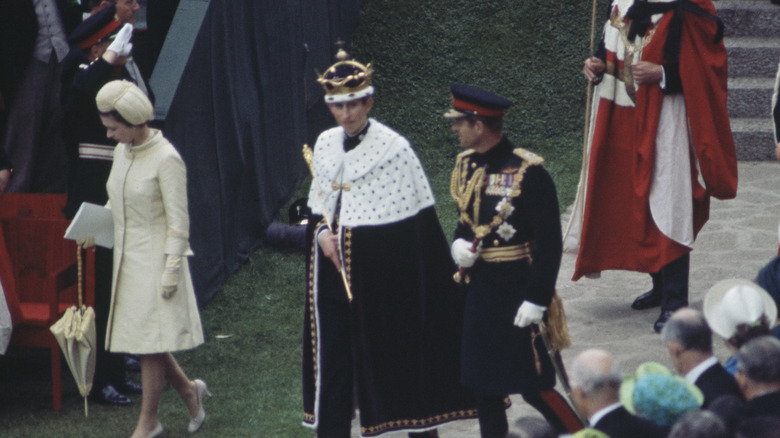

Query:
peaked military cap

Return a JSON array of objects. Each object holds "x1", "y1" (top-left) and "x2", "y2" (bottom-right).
[
  {"x1": 68, "y1": 5, "x2": 121, "y2": 50},
  {"x1": 444, "y1": 83, "x2": 513, "y2": 119}
]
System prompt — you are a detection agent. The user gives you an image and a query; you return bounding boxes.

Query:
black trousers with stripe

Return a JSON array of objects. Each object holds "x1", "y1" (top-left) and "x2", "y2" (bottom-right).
[{"x1": 476, "y1": 389, "x2": 583, "y2": 437}]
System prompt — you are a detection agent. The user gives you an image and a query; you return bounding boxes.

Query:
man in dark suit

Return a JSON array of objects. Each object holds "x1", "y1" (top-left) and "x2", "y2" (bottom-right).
[
  {"x1": 569, "y1": 348, "x2": 667, "y2": 438},
  {"x1": 662, "y1": 307, "x2": 743, "y2": 407},
  {"x1": 0, "y1": 0, "x2": 82, "y2": 192},
  {"x1": 735, "y1": 337, "x2": 780, "y2": 419}
]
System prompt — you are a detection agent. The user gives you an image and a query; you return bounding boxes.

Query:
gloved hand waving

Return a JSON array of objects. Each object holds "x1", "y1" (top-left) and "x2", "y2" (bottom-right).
[{"x1": 107, "y1": 23, "x2": 134, "y2": 58}]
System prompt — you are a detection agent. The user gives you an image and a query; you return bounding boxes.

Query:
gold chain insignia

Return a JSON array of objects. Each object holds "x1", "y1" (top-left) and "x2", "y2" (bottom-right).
[{"x1": 450, "y1": 153, "x2": 532, "y2": 240}]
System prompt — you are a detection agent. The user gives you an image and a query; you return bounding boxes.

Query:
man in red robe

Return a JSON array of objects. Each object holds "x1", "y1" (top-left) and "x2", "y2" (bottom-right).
[{"x1": 565, "y1": 0, "x2": 737, "y2": 332}]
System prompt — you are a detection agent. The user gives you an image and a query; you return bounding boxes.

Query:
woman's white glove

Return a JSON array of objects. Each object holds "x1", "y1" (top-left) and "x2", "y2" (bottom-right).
[
  {"x1": 76, "y1": 235, "x2": 96, "y2": 249},
  {"x1": 107, "y1": 23, "x2": 134, "y2": 57},
  {"x1": 451, "y1": 238, "x2": 479, "y2": 268},
  {"x1": 513, "y1": 301, "x2": 546, "y2": 328},
  {"x1": 161, "y1": 254, "x2": 181, "y2": 299}
]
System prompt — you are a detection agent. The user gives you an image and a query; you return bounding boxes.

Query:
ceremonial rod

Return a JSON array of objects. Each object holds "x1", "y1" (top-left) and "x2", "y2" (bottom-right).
[
  {"x1": 302, "y1": 144, "x2": 354, "y2": 302},
  {"x1": 582, "y1": 0, "x2": 600, "y2": 151}
]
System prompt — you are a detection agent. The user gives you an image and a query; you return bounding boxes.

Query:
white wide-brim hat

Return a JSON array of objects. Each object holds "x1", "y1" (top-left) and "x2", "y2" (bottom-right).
[{"x1": 703, "y1": 278, "x2": 778, "y2": 340}]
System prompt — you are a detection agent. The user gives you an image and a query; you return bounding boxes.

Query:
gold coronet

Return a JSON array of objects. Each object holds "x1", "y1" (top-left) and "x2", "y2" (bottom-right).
[{"x1": 316, "y1": 49, "x2": 374, "y2": 96}]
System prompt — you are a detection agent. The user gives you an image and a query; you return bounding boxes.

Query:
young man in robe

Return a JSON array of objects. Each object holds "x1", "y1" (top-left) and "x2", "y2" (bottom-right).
[{"x1": 302, "y1": 49, "x2": 477, "y2": 438}]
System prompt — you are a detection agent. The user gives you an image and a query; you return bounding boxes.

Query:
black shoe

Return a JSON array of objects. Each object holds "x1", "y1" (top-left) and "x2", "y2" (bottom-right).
[
  {"x1": 408, "y1": 431, "x2": 438, "y2": 438},
  {"x1": 654, "y1": 310, "x2": 674, "y2": 333},
  {"x1": 632, "y1": 289, "x2": 662, "y2": 310},
  {"x1": 124, "y1": 354, "x2": 141, "y2": 372},
  {"x1": 91, "y1": 384, "x2": 132, "y2": 406},
  {"x1": 114, "y1": 378, "x2": 142, "y2": 394}
]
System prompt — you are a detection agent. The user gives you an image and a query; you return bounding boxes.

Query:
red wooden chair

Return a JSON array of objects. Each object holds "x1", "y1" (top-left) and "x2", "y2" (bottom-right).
[{"x1": 0, "y1": 194, "x2": 95, "y2": 411}]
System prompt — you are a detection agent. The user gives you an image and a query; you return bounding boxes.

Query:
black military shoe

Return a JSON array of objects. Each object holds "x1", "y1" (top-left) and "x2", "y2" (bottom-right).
[
  {"x1": 631, "y1": 289, "x2": 662, "y2": 310},
  {"x1": 408, "y1": 431, "x2": 439, "y2": 438},
  {"x1": 114, "y1": 378, "x2": 142, "y2": 394},
  {"x1": 124, "y1": 354, "x2": 141, "y2": 372},
  {"x1": 654, "y1": 310, "x2": 674, "y2": 333},
  {"x1": 91, "y1": 384, "x2": 132, "y2": 406}
]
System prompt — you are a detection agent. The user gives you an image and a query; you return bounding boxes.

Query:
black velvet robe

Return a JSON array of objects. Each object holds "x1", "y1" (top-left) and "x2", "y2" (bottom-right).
[{"x1": 302, "y1": 206, "x2": 478, "y2": 436}]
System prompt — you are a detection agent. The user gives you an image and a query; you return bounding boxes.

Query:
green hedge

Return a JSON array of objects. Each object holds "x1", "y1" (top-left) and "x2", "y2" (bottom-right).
[{"x1": 351, "y1": 0, "x2": 608, "y2": 220}]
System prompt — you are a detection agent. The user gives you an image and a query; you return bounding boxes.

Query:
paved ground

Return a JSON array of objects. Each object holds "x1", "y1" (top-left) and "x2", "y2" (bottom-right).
[{"x1": 349, "y1": 161, "x2": 780, "y2": 437}]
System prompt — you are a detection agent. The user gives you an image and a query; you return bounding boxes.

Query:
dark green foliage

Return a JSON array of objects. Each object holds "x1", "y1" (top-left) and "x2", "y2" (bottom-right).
[{"x1": 351, "y1": 0, "x2": 600, "y2": 214}]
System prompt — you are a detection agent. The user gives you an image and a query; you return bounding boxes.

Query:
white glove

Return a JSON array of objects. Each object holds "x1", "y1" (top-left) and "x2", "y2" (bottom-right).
[
  {"x1": 107, "y1": 23, "x2": 134, "y2": 57},
  {"x1": 161, "y1": 254, "x2": 182, "y2": 299},
  {"x1": 76, "y1": 235, "x2": 95, "y2": 249},
  {"x1": 451, "y1": 238, "x2": 479, "y2": 268},
  {"x1": 513, "y1": 301, "x2": 546, "y2": 328}
]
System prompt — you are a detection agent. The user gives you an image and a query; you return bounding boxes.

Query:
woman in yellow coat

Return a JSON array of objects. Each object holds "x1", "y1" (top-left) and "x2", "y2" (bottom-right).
[{"x1": 95, "y1": 80, "x2": 209, "y2": 438}]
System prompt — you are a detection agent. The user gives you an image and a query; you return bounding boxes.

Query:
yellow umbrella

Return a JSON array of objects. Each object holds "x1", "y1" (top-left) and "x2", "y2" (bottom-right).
[{"x1": 50, "y1": 248, "x2": 96, "y2": 416}]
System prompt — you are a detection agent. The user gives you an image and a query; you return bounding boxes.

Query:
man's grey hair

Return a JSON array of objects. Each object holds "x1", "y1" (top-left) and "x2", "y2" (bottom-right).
[
  {"x1": 736, "y1": 336, "x2": 780, "y2": 383},
  {"x1": 668, "y1": 410, "x2": 728, "y2": 438},
  {"x1": 569, "y1": 355, "x2": 622, "y2": 395},
  {"x1": 661, "y1": 310, "x2": 713, "y2": 353}
]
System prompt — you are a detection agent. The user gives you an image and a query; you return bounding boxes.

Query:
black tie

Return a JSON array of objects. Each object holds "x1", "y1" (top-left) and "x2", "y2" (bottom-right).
[{"x1": 343, "y1": 122, "x2": 370, "y2": 152}]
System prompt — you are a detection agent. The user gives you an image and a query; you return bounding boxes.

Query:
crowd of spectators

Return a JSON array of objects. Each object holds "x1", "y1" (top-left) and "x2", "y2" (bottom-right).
[{"x1": 505, "y1": 279, "x2": 780, "y2": 438}]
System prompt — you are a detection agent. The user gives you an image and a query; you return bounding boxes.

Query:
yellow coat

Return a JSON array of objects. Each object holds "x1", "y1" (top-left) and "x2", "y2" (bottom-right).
[{"x1": 105, "y1": 129, "x2": 203, "y2": 354}]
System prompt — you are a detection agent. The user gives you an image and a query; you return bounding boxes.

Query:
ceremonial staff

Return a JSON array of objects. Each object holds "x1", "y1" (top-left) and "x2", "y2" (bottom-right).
[
  {"x1": 302, "y1": 143, "x2": 354, "y2": 302},
  {"x1": 582, "y1": 0, "x2": 600, "y2": 149}
]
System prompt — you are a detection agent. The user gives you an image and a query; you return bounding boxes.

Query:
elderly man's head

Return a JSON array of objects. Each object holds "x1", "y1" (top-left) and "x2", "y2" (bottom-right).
[
  {"x1": 662, "y1": 308, "x2": 713, "y2": 374},
  {"x1": 735, "y1": 336, "x2": 780, "y2": 400},
  {"x1": 569, "y1": 348, "x2": 622, "y2": 418}
]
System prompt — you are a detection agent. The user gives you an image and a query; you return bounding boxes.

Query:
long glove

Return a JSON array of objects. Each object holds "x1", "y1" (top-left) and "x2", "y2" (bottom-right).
[
  {"x1": 513, "y1": 301, "x2": 546, "y2": 328},
  {"x1": 161, "y1": 254, "x2": 181, "y2": 299},
  {"x1": 107, "y1": 23, "x2": 134, "y2": 57},
  {"x1": 76, "y1": 235, "x2": 96, "y2": 249},
  {"x1": 451, "y1": 238, "x2": 479, "y2": 268}
]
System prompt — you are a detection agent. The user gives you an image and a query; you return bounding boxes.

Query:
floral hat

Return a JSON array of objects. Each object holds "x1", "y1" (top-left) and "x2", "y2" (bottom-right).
[
  {"x1": 620, "y1": 362, "x2": 703, "y2": 427},
  {"x1": 571, "y1": 428, "x2": 610, "y2": 438}
]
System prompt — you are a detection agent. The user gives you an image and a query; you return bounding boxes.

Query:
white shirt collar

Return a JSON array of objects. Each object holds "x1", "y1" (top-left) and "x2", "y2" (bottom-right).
[
  {"x1": 589, "y1": 402, "x2": 622, "y2": 426},
  {"x1": 685, "y1": 356, "x2": 719, "y2": 384}
]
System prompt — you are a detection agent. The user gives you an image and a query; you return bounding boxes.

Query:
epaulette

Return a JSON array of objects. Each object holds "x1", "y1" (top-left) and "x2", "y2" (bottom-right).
[
  {"x1": 513, "y1": 147, "x2": 544, "y2": 166},
  {"x1": 457, "y1": 149, "x2": 477, "y2": 158}
]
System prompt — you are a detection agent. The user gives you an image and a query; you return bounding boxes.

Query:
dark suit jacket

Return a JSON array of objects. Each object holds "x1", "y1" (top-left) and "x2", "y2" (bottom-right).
[
  {"x1": 593, "y1": 406, "x2": 668, "y2": 438},
  {"x1": 695, "y1": 362, "x2": 743, "y2": 408},
  {"x1": 747, "y1": 391, "x2": 780, "y2": 418},
  {"x1": 0, "y1": 0, "x2": 81, "y2": 106}
]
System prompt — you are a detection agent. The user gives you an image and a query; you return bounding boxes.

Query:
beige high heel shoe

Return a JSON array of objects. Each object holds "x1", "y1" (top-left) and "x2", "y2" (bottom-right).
[
  {"x1": 143, "y1": 422, "x2": 163, "y2": 438},
  {"x1": 188, "y1": 379, "x2": 212, "y2": 433}
]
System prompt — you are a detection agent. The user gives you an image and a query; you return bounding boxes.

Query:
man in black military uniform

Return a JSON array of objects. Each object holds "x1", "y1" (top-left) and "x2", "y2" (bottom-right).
[
  {"x1": 60, "y1": 6, "x2": 142, "y2": 406},
  {"x1": 446, "y1": 84, "x2": 582, "y2": 437}
]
